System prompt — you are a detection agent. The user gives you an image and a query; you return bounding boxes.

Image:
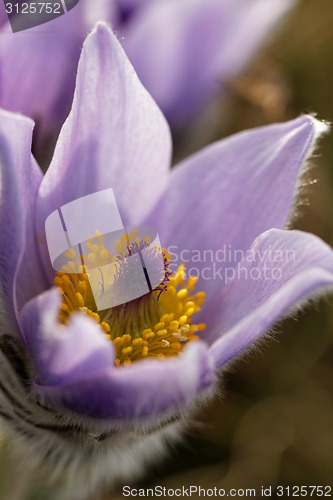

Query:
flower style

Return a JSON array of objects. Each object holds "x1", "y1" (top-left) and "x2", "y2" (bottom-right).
[
  {"x1": 0, "y1": 0, "x2": 296, "y2": 152},
  {"x1": 0, "y1": 22, "x2": 333, "y2": 496}
]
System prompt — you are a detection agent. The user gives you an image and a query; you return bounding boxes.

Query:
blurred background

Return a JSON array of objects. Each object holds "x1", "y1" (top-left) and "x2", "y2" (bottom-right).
[{"x1": 1, "y1": 0, "x2": 333, "y2": 498}]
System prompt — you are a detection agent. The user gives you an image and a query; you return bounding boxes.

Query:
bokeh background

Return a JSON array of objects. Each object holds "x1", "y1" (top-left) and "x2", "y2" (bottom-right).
[{"x1": 0, "y1": 0, "x2": 332, "y2": 498}]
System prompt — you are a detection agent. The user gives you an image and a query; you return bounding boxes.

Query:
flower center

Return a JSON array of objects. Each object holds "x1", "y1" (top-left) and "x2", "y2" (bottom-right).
[{"x1": 54, "y1": 232, "x2": 206, "y2": 366}]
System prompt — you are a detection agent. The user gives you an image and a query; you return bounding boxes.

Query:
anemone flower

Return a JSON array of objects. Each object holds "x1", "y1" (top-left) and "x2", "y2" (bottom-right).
[
  {"x1": 0, "y1": 22, "x2": 332, "y2": 499},
  {"x1": 0, "y1": 0, "x2": 295, "y2": 156}
]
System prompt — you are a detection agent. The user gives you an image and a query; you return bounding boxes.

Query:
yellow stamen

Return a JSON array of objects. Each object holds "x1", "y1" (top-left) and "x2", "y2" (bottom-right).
[{"x1": 54, "y1": 233, "x2": 206, "y2": 367}]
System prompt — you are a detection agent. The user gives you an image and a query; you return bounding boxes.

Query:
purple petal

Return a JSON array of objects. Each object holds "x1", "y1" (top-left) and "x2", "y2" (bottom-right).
[
  {"x1": 146, "y1": 116, "x2": 327, "y2": 321},
  {"x1": 0, "y1": 9, "x2": 84, "y2": 152},
  {"x1": 34, "y1": 341, "x2": 213, "y2": 421},
  {"x1": 0, "y1": 130, "x2": 23, "y2": 332},
  {"x1": 36, "y1": 22, "x2": 171, "y2": 282},
  {"x1": 0, "y1": 6, "x2": 7, "y2": 27},
  {"x1": 123, "y1": 0, "x2": 295, "y2": 123},
  {"x1": 209, "y1": 229, "x2": 333, "y2": 367},
  {"x1": 20, "y1": 288, "x2": 213, "y2": 420},
  {"x1": 19, "y1": 288, "x2": 115, "y2": 385},
  {"x1": 0, "y1": 109, "x2": 45, "y2": 313}
]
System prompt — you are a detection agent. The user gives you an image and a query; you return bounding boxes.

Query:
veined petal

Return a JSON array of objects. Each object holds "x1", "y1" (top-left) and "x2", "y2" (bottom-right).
[
  {"x1": 0, "y1": 109, "x2": 45, "y2": 313},
  {"x1": 36, "y1": 23, "x2": 171, "y2": 284},
  {"x1": 146, "y1": 116, "x2": 328, "y2": 318},
  {"x1": 209, "y1": 229, "x2": 333, "y2": 367},
  {"x1": 20, "y1": 288, "x2": 213, "y2": 420}
]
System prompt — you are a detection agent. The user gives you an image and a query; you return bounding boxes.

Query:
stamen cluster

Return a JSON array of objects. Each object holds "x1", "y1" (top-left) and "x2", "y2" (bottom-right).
[{"x1": 54, "y1": 233, "x2": 206, "y2": 366}]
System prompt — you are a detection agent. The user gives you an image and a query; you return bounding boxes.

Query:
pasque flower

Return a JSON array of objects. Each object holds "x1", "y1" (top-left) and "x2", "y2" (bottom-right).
[
  {"x1": 1, "y1": 22, "x2": 333, "y2": 497},
  {"x1": 0, "y1": 0, "x2": 295, "y2": 153}
]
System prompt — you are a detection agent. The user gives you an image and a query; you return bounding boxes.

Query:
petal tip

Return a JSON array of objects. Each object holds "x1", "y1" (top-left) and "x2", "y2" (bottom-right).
[
  {"x1": 0, "y1": 107, "x2": 35, "y2": 130},
  {"x1": 92, "y1": 20, "x2": 112, "y2": 36},
  {"x1": 308, "y1": 114, "x2": 330, "y2": 139},
  {"x1": 298, "y1": 113, "x2": 330, "y2": 142}
]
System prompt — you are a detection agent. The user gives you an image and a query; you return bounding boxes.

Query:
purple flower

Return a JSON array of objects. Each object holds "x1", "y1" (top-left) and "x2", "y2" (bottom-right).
[
  {"x1": 1, "y1": 22, "x2": 332, "y2": 493},
  {"x1": 0, "y1": 0, "x2": 295, "y2": 151}
]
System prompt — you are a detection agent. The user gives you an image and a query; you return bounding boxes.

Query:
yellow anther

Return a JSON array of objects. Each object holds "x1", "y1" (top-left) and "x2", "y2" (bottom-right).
[
  {"x1": 78, "y1": 280, "x2": 87, "y2": 293},
  {"x1": 154, "y1": 322, "x2": 165, "y2": 331},
  {"x1": 172, "y1": 329, "x2": 181, "y2": 336},
  {"x1": 142, "y1": 346, "x2": 149, "y2": 357},
  {"x1": 54, "y1": 276, "x2": 63, "y2": 287},
  {"x1": 170, "y1": 342, "x2": 181, "y2": 351},
  {"x1": 113, "y1": 337, "x2": 124, "y2": 346},
  {"x1": 177, "y1": 288, "x2": 188, "y2": 300},
  {"x1": 169, "y1": 320, "x2": 180, "y2": 330},
  {"x1": 62, "y1": 275, "x2": 72, "y2": 285},
  {"x1": 143, "y1": 331, "x2": 155, "y2": 340},
  {"x1": 101, "y1": 322, "x2": 111, "y2": 333},
  {"x1": 156, "y1": 329, "x2": 168, "y2": 336},
  {"x1": 122, "y1": 346, "x2": 132, "y2": 356},
  {"x1": 75, "y1": 293, "x2": 85, "y2": 307},
  {"x1": 92, "y1": 313, "x2": 100, "y2": 323},
  {"x1": 115, "y1": 358, "x2": 121, "y2": 367},
  {"x1": 179, "y1": 315, "x2": 188, "y2": 325},
  {"x1": 122, "y1": 334, "x2": 132, "y2": 344},
  {"x1": 160, "y1": 314, "x2": 170, "y2": 323},
  {"x1": 185, "y1": 301, "x2": 195, "y2": 309},
  {"x1": 132, "y1": 338, "x2": 144, "y2": 346},
  {"x1": 185, "y1": 307, "x2": 195, "y2": 317}
]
